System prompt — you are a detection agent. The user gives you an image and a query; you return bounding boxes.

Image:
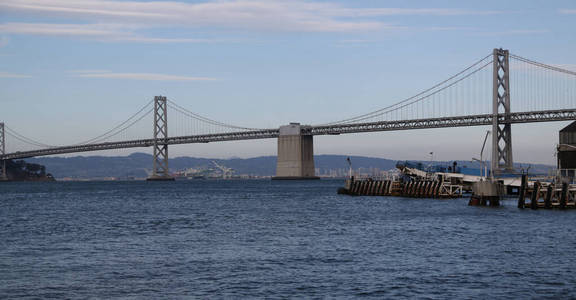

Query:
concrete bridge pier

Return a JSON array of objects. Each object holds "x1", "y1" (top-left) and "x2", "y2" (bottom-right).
[{"x1": 273, "y1": 123, "x2": 319, "y2": 180}]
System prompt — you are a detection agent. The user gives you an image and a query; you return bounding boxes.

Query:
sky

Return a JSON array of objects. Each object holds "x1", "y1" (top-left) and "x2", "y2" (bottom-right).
[{"x1": 1, "y1": 0, "x2": 575, "y2": 165}]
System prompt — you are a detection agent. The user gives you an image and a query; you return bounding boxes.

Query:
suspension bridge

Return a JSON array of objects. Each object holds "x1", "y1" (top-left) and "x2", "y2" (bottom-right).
[{"x1": 1, "y1": 49, "x2": 575, "y2": 180}]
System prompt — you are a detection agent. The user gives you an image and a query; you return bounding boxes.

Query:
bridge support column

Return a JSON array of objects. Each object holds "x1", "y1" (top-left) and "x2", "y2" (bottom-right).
[
  {"x1": 147, "y1": 96, "x2": 174, "y2": 181},
  {"x1": 491, "y1": 48, "x2": 514, "y2": 175},
  {"x1": 273, "y1": 123, "x2": 319, "y2": 180},
  {"x1": 0, "y1": 122, "x2": 7, "y2": 181}
]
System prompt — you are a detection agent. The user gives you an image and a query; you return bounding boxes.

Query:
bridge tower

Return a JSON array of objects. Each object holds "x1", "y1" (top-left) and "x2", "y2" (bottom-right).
[
  {"x1": 147, "y1": 96, "x2": 174, "y2": 181},
  {"x1": 491, "y1": 48, "x2": 514, "y2": 175},
  {"x1": 0, "y1": 122, "x2": 7, "y2": 181}
]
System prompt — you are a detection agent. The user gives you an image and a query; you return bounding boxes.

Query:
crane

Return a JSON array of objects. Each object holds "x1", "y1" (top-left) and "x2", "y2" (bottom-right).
[{"x1": 211, "y1": 161, "x2": 234, "y2": 179}]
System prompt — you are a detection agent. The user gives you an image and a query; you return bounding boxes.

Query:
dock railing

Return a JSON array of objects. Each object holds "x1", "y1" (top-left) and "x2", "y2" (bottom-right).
[{"x1": 557, "y1": 169, "x2": 576, "y2": 184}]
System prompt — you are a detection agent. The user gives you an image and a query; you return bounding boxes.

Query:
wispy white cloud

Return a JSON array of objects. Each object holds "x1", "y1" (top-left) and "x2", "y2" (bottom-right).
[
  {"x1": 73, "y1": 71, "x2": 217, "y2": 81},
  {"x1": 559, "y1": 9, "x2": 576, "y2": 14},
  {"x1": 68, "y1": 69, "x2": 111, "y2": 73},
  {"x1": 338, "y1": 39, "x2": 377, "y2": 44},
  {"x1": 471, "y1": 29, "x2": 549, "y2": 36},
  {"x1": 0, "y1": 72, "x2": 32, "y2": 78},
  {"x1": 321, "y1": 7, "x2": 501, "y2": 17},
  {"x1": 0, "y1": 23, "x2": 226, "y2": 43},
  {"x1": 0, "y1": 0, "x2": 501, "y2": 35},
  {"x1": 0, "y1": 23, "x2": 132, "y2": 37}
]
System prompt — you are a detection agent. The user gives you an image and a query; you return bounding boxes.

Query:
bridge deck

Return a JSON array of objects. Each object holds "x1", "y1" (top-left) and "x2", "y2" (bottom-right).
[{"x1": 2, "y1": 109, "x2": 575, "y2": 160}]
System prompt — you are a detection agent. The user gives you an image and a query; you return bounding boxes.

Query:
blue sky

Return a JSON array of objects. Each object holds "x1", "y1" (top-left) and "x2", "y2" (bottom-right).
[{"x1": 1, "y1": 0, "x2": 575, "y2": 164}]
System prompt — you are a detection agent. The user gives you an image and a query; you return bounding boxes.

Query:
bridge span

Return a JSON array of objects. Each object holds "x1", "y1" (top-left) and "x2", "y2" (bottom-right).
[
  {"x1": 3, "y1": 109, "x2": 576, "y2": 161},
  {"x1": 1, "y1": 48, "x2": 575, "y2": 180}
]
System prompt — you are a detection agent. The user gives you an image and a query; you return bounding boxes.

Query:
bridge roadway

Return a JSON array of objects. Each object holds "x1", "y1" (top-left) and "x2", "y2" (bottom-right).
[{"x1": 3, "y1": 108, "x2": 576, "y2": 160}]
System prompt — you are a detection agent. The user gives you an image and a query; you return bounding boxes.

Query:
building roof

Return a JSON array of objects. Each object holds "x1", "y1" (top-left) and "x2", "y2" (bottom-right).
[{"x1": 560, "y1": 121, "x2": 576, "y2": 133}]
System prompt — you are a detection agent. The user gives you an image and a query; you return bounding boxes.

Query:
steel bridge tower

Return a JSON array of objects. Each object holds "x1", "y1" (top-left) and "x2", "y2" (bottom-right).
[
  {"x1": 147, "y1": 96, "x2": 174, "y2": 181},
  {"x1": 491, "y1": 48, "x2": 514, "y2": 175},
  {"x1": 0, "y1": 122, "x2": 7, "y2": 181}
]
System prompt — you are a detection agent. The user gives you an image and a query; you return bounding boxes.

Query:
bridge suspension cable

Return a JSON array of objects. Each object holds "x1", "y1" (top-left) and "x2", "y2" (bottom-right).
[
  {"x1": 74, "y1": 99, "x2": 154, "y2": 145},
  {"x1": 509, "y1": 53, "x2": 576, "y2": 113},
  {"x1": 4, "y1": 125, "x2": 55, "y2": 148},
  {"x1": 320, "y1": 53, "x2": 494, "y2": 125},
  {"x1": 167, "y1": 100, "x2": 261, "y2": 131},
  {"x1": 510, "y1": 54, "x2": 576, "y2": 77}
]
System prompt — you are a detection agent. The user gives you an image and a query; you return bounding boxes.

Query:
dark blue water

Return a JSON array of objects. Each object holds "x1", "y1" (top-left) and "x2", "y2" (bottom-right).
[{"x1": 1, "y1": 180, "x2": 575, "y2": 299}]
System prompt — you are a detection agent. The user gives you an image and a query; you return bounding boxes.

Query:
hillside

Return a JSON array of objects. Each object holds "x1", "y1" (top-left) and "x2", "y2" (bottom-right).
[{"x1": 27, "y1": 153, "x2": 554, "y2": 179}]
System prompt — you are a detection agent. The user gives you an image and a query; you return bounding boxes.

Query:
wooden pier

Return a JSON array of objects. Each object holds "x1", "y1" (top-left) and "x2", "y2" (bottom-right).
[
  {"x1": 338, "y1": 177, "x2": 462, "y2": 198},
  {"x1": 517, "y1": 175, "x2": 576, "y2": 209}
]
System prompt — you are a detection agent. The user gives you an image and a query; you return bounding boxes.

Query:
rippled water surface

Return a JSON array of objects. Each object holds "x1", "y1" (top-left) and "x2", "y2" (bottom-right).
[{"x1": 1, "y1": 180, "x2": 575, "y2": 299}]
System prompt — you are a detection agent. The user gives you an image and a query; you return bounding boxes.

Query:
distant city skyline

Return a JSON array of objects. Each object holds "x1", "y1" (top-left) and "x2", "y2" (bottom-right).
[{"x1": 1, "y1": 0, "x2": 575, "y2": 164}]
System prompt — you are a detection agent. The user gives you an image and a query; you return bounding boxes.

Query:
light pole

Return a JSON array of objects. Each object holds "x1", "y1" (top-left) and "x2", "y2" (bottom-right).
[
  {"x1": 472, "y1": 158, "x2": 484, "y2": 178},
  {"x1": 481, "y1": 130, "x2": 491, "y2": 179},
  {"x1": 472, "y1": 131, "x2": 491, "y2": 179},
  {"x1": 346, "y1": 157, "x2": 352, "y2": 179}
]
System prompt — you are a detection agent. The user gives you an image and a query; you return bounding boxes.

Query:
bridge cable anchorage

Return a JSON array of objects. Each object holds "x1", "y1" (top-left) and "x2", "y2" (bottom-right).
[
  {"x1": 510, "y1": 54, "x2": 576, "y2": 77},
  {"x1": 75, "y1": 99, "x2": 154, "y2": 145},
  {"x1": 319, "y1": 53, "x2": 494, "y2": 126},
  {"x1": 166, "y1": 100, "x2": 262, "y2": 130},
  {"x1": 4, "y1": 125, "x2": 56, "y2": 148}
]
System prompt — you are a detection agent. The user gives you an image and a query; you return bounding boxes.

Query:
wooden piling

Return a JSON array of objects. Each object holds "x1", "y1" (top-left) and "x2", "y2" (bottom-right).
[
  {"x1": 352, "y1": 181, "x2": 360, "y2": 195},
  {"x1": 544, "y1": 184, "x2": 554, "y2": 209},
  {"x1": 560, "y1": 183, "x2": 568, "y2": 209},
  {"x1": 530, "y1": 181, "x2": 541, "y2": 210},
  {"x1": 518, "y1": 174, "x2": 527, "y2": 209}
]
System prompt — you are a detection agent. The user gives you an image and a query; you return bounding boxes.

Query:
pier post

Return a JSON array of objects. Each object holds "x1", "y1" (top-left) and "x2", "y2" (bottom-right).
[
  {"x1": 147, "y1": 96, "x2": 174, "y2": 181},
  {"x1": 0, "y1": 122, "x2": 7, "y2": 181},
  {"x1": 560, "y1": 183, "x2": 568, "y2": 209},
  {"x1": 530, "y1": 181, "x2": 541, "y2": 209},
  {"x1": 273, "y1": 123, "x2": 319, "y2": 180},
  {"x1": 518, "y1": 174, "x2": 527, "y2": 208},
  {"x1": 544, "y1": 184, "x2": 554, "y2": 209}
]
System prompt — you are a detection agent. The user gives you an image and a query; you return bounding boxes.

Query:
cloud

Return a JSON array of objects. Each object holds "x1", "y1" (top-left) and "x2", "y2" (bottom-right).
[
  {"x1": 73, "y1": 71, "x2": 217, "y2": 81},
  {"x1": 559, "y1": 9, "x2": 576, "y2": 14},
  {"x1": 0, "y1": 72, "x2": 32, "y2": 78},
  {"x1": 471, "y1": 29, "x2": 549, "y2": 36},
  {"x1": 338, "y1": 39, "x2": 377, "y2": 44},
  {"x1": 0, "y1": 36, "x2": 9, "y2": 47},
  {"x1": 320, "y1": 7, "x2": 501, "y2": 17},
  {"x1": 0, "y1": 23, "x2": 226, "y2": 43},
  {"x1": 0, "y1": 0, "x2": 499, "y2": 34},
  {"x1": 0, "y1": 23, "x2": 132, "y2": 37},
  {"x1": 68, "y1": 69, "x2": 111, "y2": 73}
]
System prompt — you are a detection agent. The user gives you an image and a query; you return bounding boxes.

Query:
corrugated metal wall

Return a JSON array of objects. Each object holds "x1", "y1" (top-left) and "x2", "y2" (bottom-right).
[
  {"x1": 558, "y1": 152, "x2": 576, "y2": 169},
  {"x1": 560, "y1": 132, "x2": 576, "y2": 145}
]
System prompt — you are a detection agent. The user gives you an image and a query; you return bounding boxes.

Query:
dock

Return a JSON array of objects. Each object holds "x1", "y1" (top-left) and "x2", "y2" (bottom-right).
[
  {"x1": 338, "y1": 177, "x2": 463, "y2": 198},
  {"x1": 517, "y1": 175, "x2": 576, "y2": 209}
]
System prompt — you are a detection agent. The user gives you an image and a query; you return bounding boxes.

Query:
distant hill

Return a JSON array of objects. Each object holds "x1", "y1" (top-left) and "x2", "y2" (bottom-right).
[
  {"x1": 26, "y1": 153, "x2": 554, "y2": 179},
  {"x1": 27, "y1": 153, "x2": 397, "y2": 178}
]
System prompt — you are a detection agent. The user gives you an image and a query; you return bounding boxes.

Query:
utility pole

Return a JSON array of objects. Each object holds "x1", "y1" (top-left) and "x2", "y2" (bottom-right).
[
  {"x1": 491, "y1": 48, "x2": 514, "y2": 175},
  {"x1": 147, "y1": 96, "x2": 174, "y2": 181}
]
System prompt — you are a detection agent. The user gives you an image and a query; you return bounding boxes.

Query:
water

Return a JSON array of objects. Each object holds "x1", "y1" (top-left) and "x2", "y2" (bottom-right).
[{"x1": 1, "y1": 180, "x2": 575, "y2": 299}]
